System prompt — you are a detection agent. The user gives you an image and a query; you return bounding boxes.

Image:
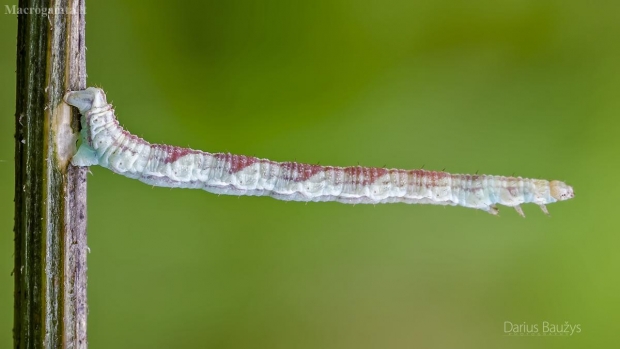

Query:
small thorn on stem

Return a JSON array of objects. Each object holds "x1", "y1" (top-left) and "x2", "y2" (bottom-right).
[
  {"x1": 539, "y1": 204, "x2": 550, "y2": 216},
  {"x1": 514, "y1": 205, "x2": 525, "y2": 218}
]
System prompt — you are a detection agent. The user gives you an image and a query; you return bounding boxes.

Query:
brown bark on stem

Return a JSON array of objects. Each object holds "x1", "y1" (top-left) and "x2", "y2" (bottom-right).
[{"x1": 14, "y1": 0, "x2": 87, "y2": 348}]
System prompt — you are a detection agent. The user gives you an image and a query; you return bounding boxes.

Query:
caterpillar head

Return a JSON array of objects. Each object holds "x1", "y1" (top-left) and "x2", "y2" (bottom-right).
[
  {"x1": 64, "y1": 87, "x2": 108, "y2": 114},
  {"x1": 550, "y1": 180, "x2": 574, "y2": 201}
]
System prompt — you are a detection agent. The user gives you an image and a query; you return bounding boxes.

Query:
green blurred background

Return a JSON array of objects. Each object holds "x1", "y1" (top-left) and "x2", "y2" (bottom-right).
[{"x1": 1, "y1": 0, "x2": 619, "y2": 348}]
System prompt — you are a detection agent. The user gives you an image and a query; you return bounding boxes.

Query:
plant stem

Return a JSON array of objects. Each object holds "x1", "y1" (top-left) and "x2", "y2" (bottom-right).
[{"x1": 14, "y1": 0, "x2": 87, "y2": 348}]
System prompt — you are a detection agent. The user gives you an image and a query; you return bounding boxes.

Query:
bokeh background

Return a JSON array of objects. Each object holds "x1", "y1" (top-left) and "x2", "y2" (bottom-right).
[{"x1": 1, "y1": 1, "x2": 619, "y2": 348}]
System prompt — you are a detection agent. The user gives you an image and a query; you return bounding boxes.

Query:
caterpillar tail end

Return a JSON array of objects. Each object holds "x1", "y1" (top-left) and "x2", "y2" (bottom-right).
[{"x1": 64, "y1": 87, "x2": 107, "y2": 114}]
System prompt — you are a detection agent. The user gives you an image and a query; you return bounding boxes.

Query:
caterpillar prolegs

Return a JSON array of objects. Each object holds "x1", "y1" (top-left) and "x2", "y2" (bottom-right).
[{"x1": 64, "y1": 87, "x2": 574, "y2": 217}]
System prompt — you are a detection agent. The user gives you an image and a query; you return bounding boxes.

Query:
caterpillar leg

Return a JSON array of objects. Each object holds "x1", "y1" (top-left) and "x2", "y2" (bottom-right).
[
  {"x1": 486, "y1": 205, "x2": 500, "y2": 216},
  {"x1": 514, "y1": 205, "x2": 525, "y2": 218},
  {"x1": 539, "y1": 204, "x2": 550, "y2": 216},
  {"x1": 71, "y1": 144, "x2": 99, "y2": 167}
]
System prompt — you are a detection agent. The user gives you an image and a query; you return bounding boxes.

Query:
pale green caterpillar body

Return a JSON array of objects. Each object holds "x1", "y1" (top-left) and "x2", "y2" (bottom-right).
[{"x1": 65, "y1": 87, "x2": 574, "y2": 216}]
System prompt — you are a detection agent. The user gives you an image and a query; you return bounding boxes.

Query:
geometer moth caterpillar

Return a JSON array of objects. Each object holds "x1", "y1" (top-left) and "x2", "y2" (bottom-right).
[{"x1": 64, "y1": 87, "x2": 574, "y2": 217}]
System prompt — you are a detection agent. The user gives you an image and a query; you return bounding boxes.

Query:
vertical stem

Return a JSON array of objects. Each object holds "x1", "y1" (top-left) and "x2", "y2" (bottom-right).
[{"x1": 14, "y1": 1, "x2": 87, "y2": 348}]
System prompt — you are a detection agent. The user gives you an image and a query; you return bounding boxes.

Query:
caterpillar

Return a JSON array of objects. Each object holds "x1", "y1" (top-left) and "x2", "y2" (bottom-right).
[{"x1": 64, "y1": 87, "x2": 574, "y2": 216}]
